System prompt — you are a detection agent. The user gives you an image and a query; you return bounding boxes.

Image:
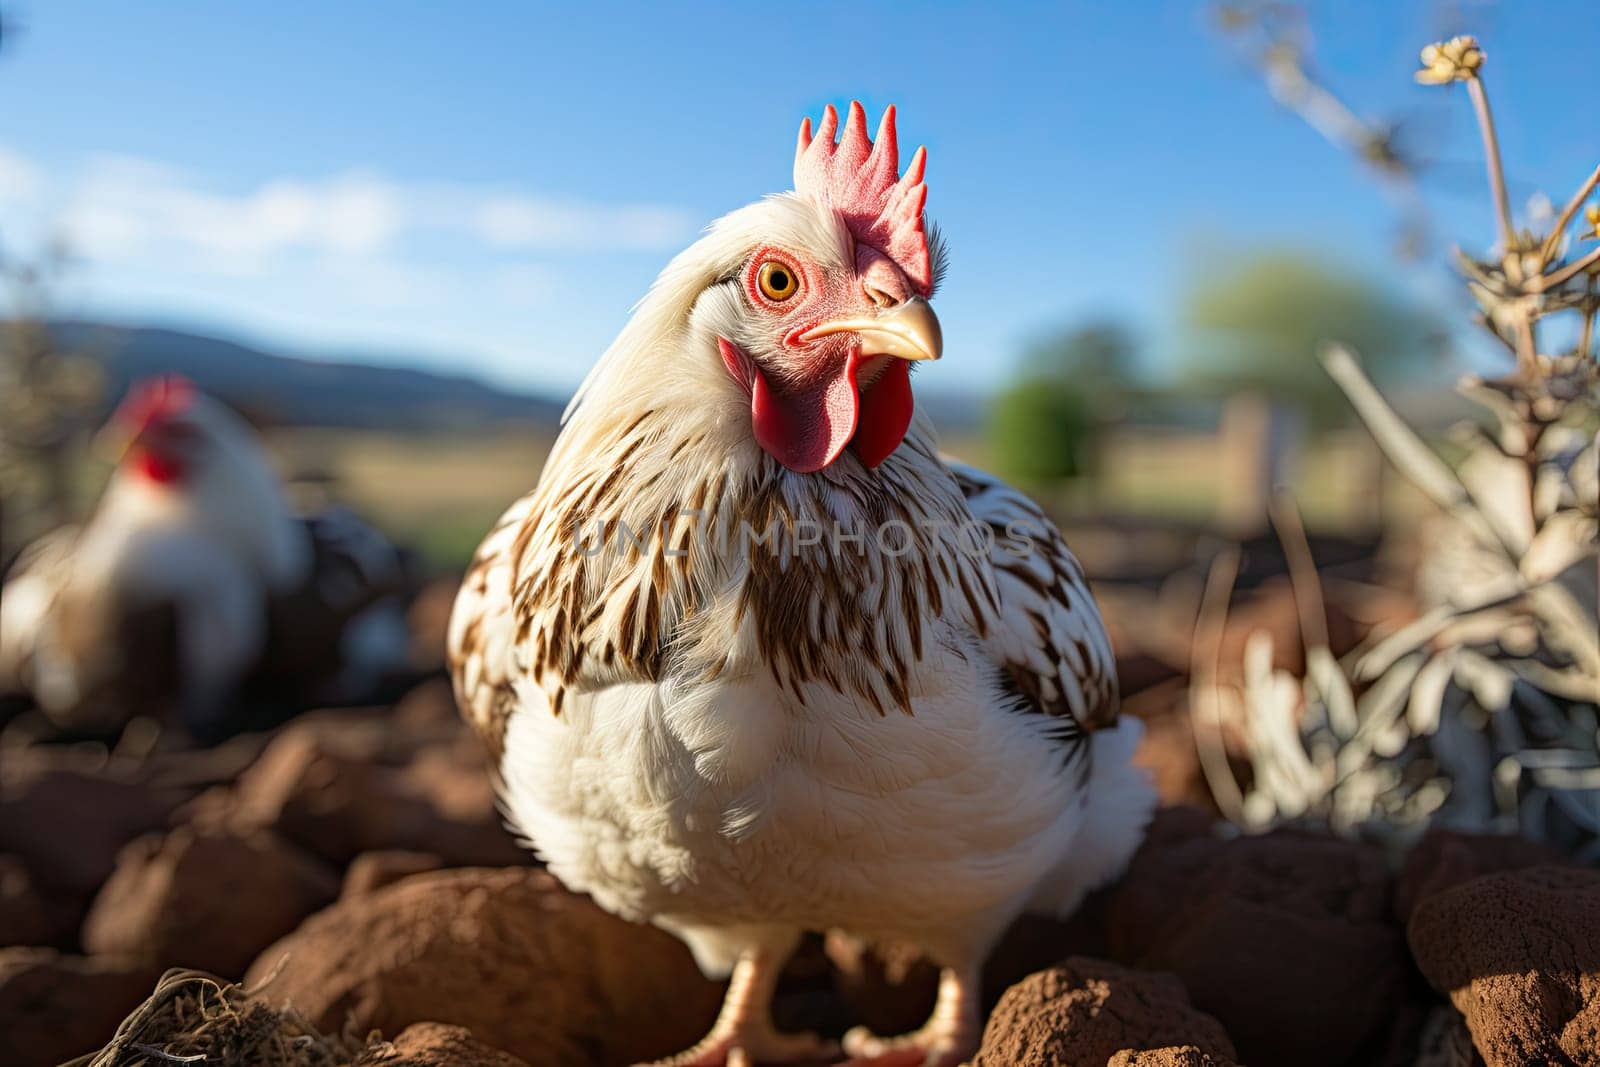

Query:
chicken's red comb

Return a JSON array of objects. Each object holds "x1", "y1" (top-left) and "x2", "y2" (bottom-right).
[
  {"x1": 794, "y1": 102, "x2": 931, "y2": 297},
  {"x1": 115, "y1": 375, "x2": 196, "y2": 429}
]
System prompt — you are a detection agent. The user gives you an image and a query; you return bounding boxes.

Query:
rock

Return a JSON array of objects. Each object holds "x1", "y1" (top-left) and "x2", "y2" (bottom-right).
[
  {"x1": 0, "y1": 855, "x2": 76, "y2": 949},
  {"x1": 342, "y1": 850, "x2": 445, "y2": 900},
  {"x1": 204, "y1": 724, "x2": 523, "y2": 868},
  {"x1": 82, "y1": 826, "x2": 338, "y2": 979},
  {"x1": 971, "y1": 957, "x2": 1237, "y2": 1067},
  {"x1": 244, "y1": 867, "x2": 722, "y2": 1066},
  {"x1": 356, "y1": 1022, "x2": 532, "y2": 1067},
  {"x1": 1409, "y1": 865, "x2": 1600, "y2": 1066},
  {"x1": 1395, "y1": 826, "x2": 1563, "y2": 923},
  {"x1": 0, "y1": 760, "x2": 187, "y2": 900},
  {"x1": 1107, "y1": 824, "x2": 1413, "y2": 1066},
  {"x1": 0, "y1": 947, "x2": 159, "y2": 1065},
  {"x1": 1108, "y1": 1049, "x2": 1240, "y2": 1067}
]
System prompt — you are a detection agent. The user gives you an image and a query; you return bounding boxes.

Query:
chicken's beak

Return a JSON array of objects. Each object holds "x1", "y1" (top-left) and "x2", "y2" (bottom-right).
[{"x1": 801, "y1": 296, "x2": 943, "y2": 362}]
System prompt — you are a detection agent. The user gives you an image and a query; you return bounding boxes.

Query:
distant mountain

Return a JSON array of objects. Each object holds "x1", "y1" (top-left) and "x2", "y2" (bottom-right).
[
  {"x1": 48, "y1": 320, "x2": 564, "y2": 432},
  {"x1": 41, "y1": 319, "x2": 994, "y2": 437}
]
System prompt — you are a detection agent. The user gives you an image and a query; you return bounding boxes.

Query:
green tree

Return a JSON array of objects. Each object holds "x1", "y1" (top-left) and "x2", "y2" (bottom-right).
[
  {"x1": 1179, "y1": 249, "x2": 1443, "y2": 425},
  {"x1": 988, "y1": 320, "x2": 1138, "y2": 485},
  {"x1": 989, "y1": 379, "x2": 1094, "y2": 484}
]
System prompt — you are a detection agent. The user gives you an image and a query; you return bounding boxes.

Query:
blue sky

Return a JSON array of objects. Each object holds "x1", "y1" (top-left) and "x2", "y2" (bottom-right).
[{"x1": 0, "y1": 1, "x2": 1593, "y2": 395}]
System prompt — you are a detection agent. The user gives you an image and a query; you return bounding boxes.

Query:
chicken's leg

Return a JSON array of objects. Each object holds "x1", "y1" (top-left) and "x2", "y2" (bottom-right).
[
  {"x1": 841, "y1": 964, "x2": 981, "y2": 1067},
  {"x1": 642, "y1": 940, "x2": 837, "y2": 1067}
]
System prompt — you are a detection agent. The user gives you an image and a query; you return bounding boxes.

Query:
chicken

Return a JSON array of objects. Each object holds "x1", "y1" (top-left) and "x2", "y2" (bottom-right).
[
  {"x1": 0, "y1": 376, "x2": 310, "y2": 735},
  {"x1": 448, "y1": 103, "x2": 1155, "y2": 1067}
]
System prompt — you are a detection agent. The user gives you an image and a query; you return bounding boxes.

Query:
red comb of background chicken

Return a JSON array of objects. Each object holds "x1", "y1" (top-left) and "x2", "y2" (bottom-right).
[
  {"x1": 794, "y1": 101, "x2": 932, "y2": 297},
  {"x1": 115, "y1": 375, "x2": 196, "y2": 431}
]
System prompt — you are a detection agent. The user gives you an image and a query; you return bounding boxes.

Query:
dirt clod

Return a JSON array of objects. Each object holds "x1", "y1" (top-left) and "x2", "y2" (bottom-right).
[
  {"x1": 1107, "y1": 1048, "x2": 1240, "y2": 1067},
  {"x1": 243, "y1": 867, "x2": 722, "y2": 1067},
  {"x1": 1409, "y1": 865, "x2": 1600, "y2": 1067},
  {"x1": 1107, "y1": 821, "x2": 1414, "y2": 1066},
  {"x1": 1395, "y1": 826, "x2": 1564, "y2": 923},
  {"x1": 0, "y1": 853, "x2": 76, "y2": 949},
  {"x1": 0, "y1": 758, "x2": 188, "y2": 900},
  {"x1": 0, "y1": 947, "x2": 160, "y2": 1065},
  {"x1": 340, "y1": 850, "x2": 445, "y2": 900},
  {"x1": 198, "y1": 724, "x2": 523, "y2": 868},
  {"x1": 82, "y1": 826, "x2": 339, "y2": 979},
  {"x1": 971, "y1": 957, "x2": 1238, "y2": 1067},
  {"x1": 354, "y1": 1022, "x2": 532, "y2": 1067}
]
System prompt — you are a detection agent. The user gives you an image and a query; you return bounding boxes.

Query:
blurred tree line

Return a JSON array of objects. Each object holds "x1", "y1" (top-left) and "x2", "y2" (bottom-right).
[
  {"x1": 988, "y1": 247, "x2": 1444, "y2": 491},
  {"x1": 0, "y1": 246, "x2": 105, "y2": 567}
]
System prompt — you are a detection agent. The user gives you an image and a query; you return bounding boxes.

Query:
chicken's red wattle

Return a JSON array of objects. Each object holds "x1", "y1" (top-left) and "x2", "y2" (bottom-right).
[{"x1": 721, "y1": 338, "x2": 913, "y2": 473}]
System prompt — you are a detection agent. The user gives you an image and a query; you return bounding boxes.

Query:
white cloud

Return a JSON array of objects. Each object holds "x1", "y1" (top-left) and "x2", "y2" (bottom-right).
[
  {"x1": 0, "y1": 146, "x2": 41, "y2": 208},
  {"x1": 10, "y1": 149, "x2": 694, "y2": 273},
  {"x1": 65, "y1": 160, "x2": 404, "y2": 269},
  {"x1": 0, "y1": 143, "x2": 696, "y2": 390},
  {"x1": 472, "y1": 195, "x2": 692, "y2": 251}
]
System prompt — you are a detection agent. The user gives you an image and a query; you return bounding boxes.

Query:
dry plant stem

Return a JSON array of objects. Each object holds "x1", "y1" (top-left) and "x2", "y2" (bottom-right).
[
  {"x1": 1269, "y1": 491, "x2": 1329, "y2": 652},
  {"x1": 1532, "y1": 245, "x2": 1600, "y2": 294},
  {"x1": 1513, "y1": 314, "x2": 1538, "y2": 373},
  {"x1": 1539, "y1": 161, "x2": 1600, "y2": 266},
  {"x1": 1321, "y1": 345, "x2": 1509, "y2": 556},
  {"x1": 1467, "y1": 76, "x2": 1515, "y2": 258},
  {"x1": 1190, "y1": 545, "x2": 1247, "y2": 823},
  {"x1": 1581, "y1": 279, "x2": 1596, "y2": 357}
]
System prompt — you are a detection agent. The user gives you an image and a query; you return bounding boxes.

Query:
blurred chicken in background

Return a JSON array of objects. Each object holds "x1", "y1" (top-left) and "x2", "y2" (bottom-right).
[{"x1": 0, "y1": 376, "x2": 415, "y2": 741}]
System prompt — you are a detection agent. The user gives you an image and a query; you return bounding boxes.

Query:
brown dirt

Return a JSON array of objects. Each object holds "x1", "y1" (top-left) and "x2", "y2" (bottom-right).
[
  {"x1": 0, "y1": 754, "x2": 189, "y2": 900},
  {"x1": 1107, "y1": 813, "x2": 1418, "y2": 1066},
  {"x1": 339, "y1": 849, "x2": 445, "y2": 900},
  {"x1": 3, "y1": 640, "x2": 1594, "y2": 1067},
  {"x1": 971, "y1": 956, "x2": 1238, "y2": 1067},
  {"x1": 82, "y1": 826, "x2": 339, "y2": 979},
  {"x1": 242, "y1": 866, "x2": 723, "y2": 1067},
  {"x1": 0, "y1": 853, "x2": 77, "y2": 949},
  {"x1": 0, "y1": 947, "x2": 161, "y2": 1065},
  {"x1": 190, "y1": 721, "x2": 523, "y2": 868},
  {"x1": 353, "y1": 1022, "x2": 532, "y2": 1067},
  {"x1": 1107, "y1": 1049, "x2": 1241, "y2": 1067},
  {"x1": 1409, "y1": 865, "x2": 1600, "y2": 1067},
  {"x1": 1394, "y1": 825, "x2": 1566, "y2": 923}
]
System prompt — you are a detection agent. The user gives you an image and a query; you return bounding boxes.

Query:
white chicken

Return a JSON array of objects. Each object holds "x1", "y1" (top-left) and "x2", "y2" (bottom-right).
[
  {"x1": 0, "y1": 376, "x2": 309, "y2": 735},
  {"x1": 449, "y1": 103, "x2": 1155, "y2": 1066}
]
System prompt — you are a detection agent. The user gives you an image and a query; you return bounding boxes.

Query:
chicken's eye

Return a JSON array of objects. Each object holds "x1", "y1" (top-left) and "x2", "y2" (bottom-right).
[{"x1": 757, "y1": 261, "x2": 799, "y2": 301}]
